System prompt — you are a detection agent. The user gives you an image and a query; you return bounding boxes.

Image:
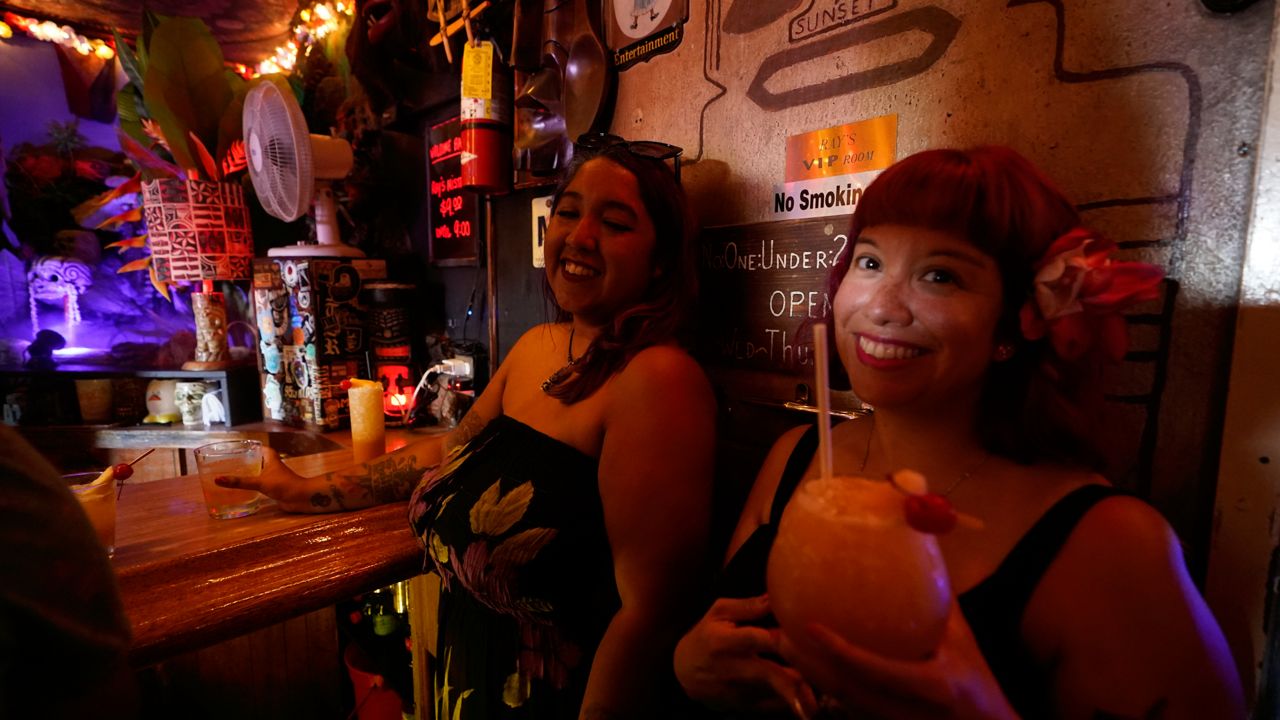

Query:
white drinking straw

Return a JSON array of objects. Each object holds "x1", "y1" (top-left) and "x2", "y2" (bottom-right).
[{"x1": 812, "y1": 323, "x2": 834, "y2": 482}]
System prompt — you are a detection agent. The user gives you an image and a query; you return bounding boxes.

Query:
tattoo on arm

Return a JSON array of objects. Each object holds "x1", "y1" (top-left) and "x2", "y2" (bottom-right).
[
  {"x1": 364, "y1": 453, "x2": 428, "y2": 503},
  {"x1": 307, "y1": 453, "x2": 431, "y2": 508},
  {"x1": 444, "y1": 411, "x2": 487, "y2": 455},
  {"x1": 310, "y1": 475, "x2": 355, "y2": 510},
  {"x1": 1093, "y1": 698, "x2": 1168, "y2": 719}
]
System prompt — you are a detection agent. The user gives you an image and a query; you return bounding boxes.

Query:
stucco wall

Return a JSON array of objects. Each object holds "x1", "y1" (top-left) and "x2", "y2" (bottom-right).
[{"x1": 0, "y1": 36, "x2": 121, "y2": 150}]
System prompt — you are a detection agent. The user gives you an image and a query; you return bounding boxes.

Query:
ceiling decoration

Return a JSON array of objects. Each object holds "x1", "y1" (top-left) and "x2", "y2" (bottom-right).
[{"x1": 0, "y1": 0, "x2": 299, "y2": 64}]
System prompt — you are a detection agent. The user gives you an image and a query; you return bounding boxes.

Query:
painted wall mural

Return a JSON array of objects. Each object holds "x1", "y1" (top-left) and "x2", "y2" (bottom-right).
[{"x1": 611, "y1": 0, "x2": 1274, "y2": 691}]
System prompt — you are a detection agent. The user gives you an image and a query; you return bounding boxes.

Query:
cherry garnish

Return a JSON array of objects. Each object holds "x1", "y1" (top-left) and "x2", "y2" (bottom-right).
[
  {"x1": 903, "y1": 493, "x2": 957, "y2": 534},
  {"x1": 887, "y1": 470, "x2": 958, "y2": 536}
]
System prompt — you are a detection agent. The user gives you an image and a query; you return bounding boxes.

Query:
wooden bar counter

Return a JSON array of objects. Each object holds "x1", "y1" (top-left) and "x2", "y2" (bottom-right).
[{"x1": 113, "y1": 443, "x2": 427, "y2": 667}]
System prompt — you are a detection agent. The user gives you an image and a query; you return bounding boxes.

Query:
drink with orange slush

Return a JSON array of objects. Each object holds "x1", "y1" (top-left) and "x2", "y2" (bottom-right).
[
  {"x1": 347, "y1": 378, "x2": 386, "y2": 464},
  {"x1": 766, "y1": 472, "x2": 951, "y2": 660}
]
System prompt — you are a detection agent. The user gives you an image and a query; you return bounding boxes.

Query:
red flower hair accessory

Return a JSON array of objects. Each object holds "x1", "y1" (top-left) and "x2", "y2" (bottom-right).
[{"x1": 1019, "y1": 228, "x2": 1165, "y2": 362}]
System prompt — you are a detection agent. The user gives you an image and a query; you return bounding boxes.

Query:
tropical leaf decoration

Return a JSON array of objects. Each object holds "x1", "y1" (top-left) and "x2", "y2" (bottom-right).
[
  {"x1": 142, "y1": 18, "x2": 232, "y2": 173},
  {"x1": 113, "y1": 13, "x2": 250, "y2": 183},
  {"x1": 80, "y1": 13, "x2": 257, "y2": 294}
]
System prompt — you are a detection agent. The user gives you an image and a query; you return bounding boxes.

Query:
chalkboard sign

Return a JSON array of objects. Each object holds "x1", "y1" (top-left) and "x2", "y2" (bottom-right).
[
  {"x1": 697, "y1": 216, "x2": 853, "y2": 376},
  {"x1": 427, "y1": 116, "x2": 482, "y2": 266}
]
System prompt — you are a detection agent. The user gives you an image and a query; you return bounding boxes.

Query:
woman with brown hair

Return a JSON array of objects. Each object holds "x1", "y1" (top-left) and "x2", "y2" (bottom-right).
[{"x1": 233, "y1": 135, "x2": 717, "y2": 718}]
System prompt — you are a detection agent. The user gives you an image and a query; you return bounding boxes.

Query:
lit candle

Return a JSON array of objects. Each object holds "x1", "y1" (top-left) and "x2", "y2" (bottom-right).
[{"x1": 389, "y1": 392, "x2": 408, "y2": 423}]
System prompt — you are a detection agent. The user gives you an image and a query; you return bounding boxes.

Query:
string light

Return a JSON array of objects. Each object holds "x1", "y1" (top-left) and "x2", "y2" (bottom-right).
[
  {"x1": 254, "y1": 1, "x2": 353, "y2": 76},
  {"x1": 0, "y1": 12, "x2": 114, "y2": 60},
  {"x1": 0, "y1": 3, "x2": 353, "y2": 78}
]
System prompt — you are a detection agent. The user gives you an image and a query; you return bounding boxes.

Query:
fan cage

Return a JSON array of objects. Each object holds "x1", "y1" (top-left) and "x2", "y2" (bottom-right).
[{"x1": 244, "y1": 82, "x2": 315, "y2": 222}]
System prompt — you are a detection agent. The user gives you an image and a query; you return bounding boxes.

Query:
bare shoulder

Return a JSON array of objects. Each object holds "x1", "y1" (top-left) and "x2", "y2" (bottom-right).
[
  {"x1": 1006, "y1": 465, "x2": 1178, "y2": 596},
  {"x1": 493, "y1": 323, "x2": 566, "y2": 393},
  {"x1": 447, "y1": 324, "x2": 562, "y2": 448},
  {"x1": 995, "y1": 463, "x2": 1115, "y2": 522},
  {"x1": 752, "y1": 424, "x2": 814, "y2": 505},
  {"x1": 610, "y1": 343, "x2": 715, "y2": 409},
  {"x1": 507, "y1": 322, "x2": 565, "y2": 360},
  {"x1": 1028, "y1": 485, "x2": 1245, "y2": 717},
  {"x1": 598, "y1": 343, "x2": 715, "y2": 458},
  {"x1": 1058, "y1": 488, "x2": 1180, "y2": 571},
  {"x1": 618, "y1": 343, "x2": 709, "y2": 382},
  {"x1": 1011, "y1": 465, "x2": 1164, "y2": 552},
  {"x1": 724, "y1": 424, "x2": 814, "y2": 560}
]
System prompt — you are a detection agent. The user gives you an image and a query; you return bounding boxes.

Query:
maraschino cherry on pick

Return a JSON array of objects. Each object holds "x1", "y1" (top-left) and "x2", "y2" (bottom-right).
[{"x1": 888, "y1": 469, "x2": 959, "y2": 535}]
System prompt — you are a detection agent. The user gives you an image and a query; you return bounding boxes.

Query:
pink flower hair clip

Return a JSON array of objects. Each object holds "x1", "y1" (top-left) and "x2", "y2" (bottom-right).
[{"x1": 1018, "y1": 228, "x2": 1165, "y2": 362}]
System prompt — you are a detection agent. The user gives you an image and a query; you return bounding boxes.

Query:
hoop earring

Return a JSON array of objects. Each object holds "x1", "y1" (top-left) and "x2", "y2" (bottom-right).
[{"x1": 993, "y1": 343, "x2": 1016, "y2": 362}]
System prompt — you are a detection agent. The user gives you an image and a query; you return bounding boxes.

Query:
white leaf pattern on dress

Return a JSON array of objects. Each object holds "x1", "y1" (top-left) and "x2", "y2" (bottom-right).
[{"x1": 469, "y1": 479, "x2": 534, "y2": 536}]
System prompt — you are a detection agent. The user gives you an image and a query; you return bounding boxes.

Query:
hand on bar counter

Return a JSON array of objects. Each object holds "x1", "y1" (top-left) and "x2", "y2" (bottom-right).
[{"x1": 215, "y1": 435, "x2": 444, "y2": 513}]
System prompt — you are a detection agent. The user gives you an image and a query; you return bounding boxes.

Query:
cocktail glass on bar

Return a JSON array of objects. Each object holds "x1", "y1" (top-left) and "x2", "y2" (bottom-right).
[
  {"x1": 347, "y1": 379, "x2": 386, "y2": 464},
  {"x1": 766, "y1": 473, "x2": 952, "y2": 660},
  {"x1": 194, "y1": 439, "x2": 267, "y2": 519},
  {"x1": 63, "y1": 470, "x2": 117, "y2": 556}
]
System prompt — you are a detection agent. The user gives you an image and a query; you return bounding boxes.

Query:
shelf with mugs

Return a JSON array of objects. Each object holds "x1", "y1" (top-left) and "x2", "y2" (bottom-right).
[{"x1": 0, "y1": 363, "x2": 262, "y2": 429}]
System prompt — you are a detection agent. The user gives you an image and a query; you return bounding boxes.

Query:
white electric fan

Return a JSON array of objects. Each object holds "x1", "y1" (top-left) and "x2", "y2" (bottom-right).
[{"x1": 243, "y1": 81, "x2": 364, "y2": 257}]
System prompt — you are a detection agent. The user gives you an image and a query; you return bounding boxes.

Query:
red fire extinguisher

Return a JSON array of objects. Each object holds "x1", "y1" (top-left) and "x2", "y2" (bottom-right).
[{"x1": 460, "y1": 39, "x2": 512, "y2": 193}]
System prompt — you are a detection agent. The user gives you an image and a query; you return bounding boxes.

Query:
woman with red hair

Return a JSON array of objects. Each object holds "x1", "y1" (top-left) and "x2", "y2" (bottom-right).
[{"x1": 674, "y1": 146, "x2": 1244, "y2": 718}]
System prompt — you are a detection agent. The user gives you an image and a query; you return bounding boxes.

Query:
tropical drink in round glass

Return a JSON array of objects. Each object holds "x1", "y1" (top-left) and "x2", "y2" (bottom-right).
[{"x1": 766, "y1": 473, "x2": 952, "y2": 660}]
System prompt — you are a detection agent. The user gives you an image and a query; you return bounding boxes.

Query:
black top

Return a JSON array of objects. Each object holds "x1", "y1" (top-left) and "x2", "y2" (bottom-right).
[
  {"x1": 408, "y1": 415, "x2": 619, "y2": 719},
  {"x1": 717, "y1": 423, "x2": 1124, "y2": 717}
]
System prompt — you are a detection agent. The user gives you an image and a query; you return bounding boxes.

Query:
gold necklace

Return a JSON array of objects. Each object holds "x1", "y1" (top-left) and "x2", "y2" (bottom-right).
[
  {"x1": 541, "y1": 326, "x2": 584, "y2": 393},
  {"x1": 859, "y1": 421, "x2": 991, "y2": 497}
]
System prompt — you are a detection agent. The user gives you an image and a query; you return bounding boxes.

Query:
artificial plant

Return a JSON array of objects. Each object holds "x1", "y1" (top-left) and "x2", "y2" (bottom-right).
[
  {"x1": 74, "y1": 12, "x2": 251, "y2": 298},
  {"x1": 115, "y1": 12, "x2": 249, "y2": 180}
]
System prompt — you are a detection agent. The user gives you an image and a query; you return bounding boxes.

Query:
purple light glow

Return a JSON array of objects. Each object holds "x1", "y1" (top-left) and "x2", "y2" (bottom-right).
[
  {"x1": 52, "y1": 346, "x2": 101, "y2": 359},
  {"x1": 2, "y1": 261, "x2": 251, "y2": 369}
]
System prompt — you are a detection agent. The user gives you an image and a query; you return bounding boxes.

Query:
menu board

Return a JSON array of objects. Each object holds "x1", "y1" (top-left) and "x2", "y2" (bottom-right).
[
  {"x1": 696, "y1": 216, "x2": 853, "y2": 376},
  {"x1": 427, "y1": 116, "x2": 482, "y2": 266}
]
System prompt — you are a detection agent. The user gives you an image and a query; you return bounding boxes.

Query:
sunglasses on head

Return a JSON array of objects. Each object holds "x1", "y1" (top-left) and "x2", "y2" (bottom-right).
[{"x1": 573, "y1": 132, "x2": 683, "y2": 183}]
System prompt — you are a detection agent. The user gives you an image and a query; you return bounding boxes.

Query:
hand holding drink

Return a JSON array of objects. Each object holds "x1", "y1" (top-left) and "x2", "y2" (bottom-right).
[
  {"x1": 767, "y1": 324, "x2": 954, "y2": 661},
  {"x1": 196, "y1": 439, "x2": 267, "y2": 519},
  {"x1": 766, "y1": 471, "x2": 953, "y2": 660}
]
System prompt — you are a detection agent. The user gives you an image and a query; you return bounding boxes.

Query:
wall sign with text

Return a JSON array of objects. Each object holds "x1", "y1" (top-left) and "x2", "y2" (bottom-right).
[
  {"x1": 427, "y1": 116, "x2": 482, "y2": 266},
  {"x1": 608, "y1": 0, "x2": 689, "y2": 70},
  {"x1": 530, "y1": 194, "x2": 554, "y2": 268},
  {"x1": 771, "y1": 114, "x2": 897, "y2": 221},
  {"x1": 697, "y1": 216, "x2": 853, "y2": 376}
]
